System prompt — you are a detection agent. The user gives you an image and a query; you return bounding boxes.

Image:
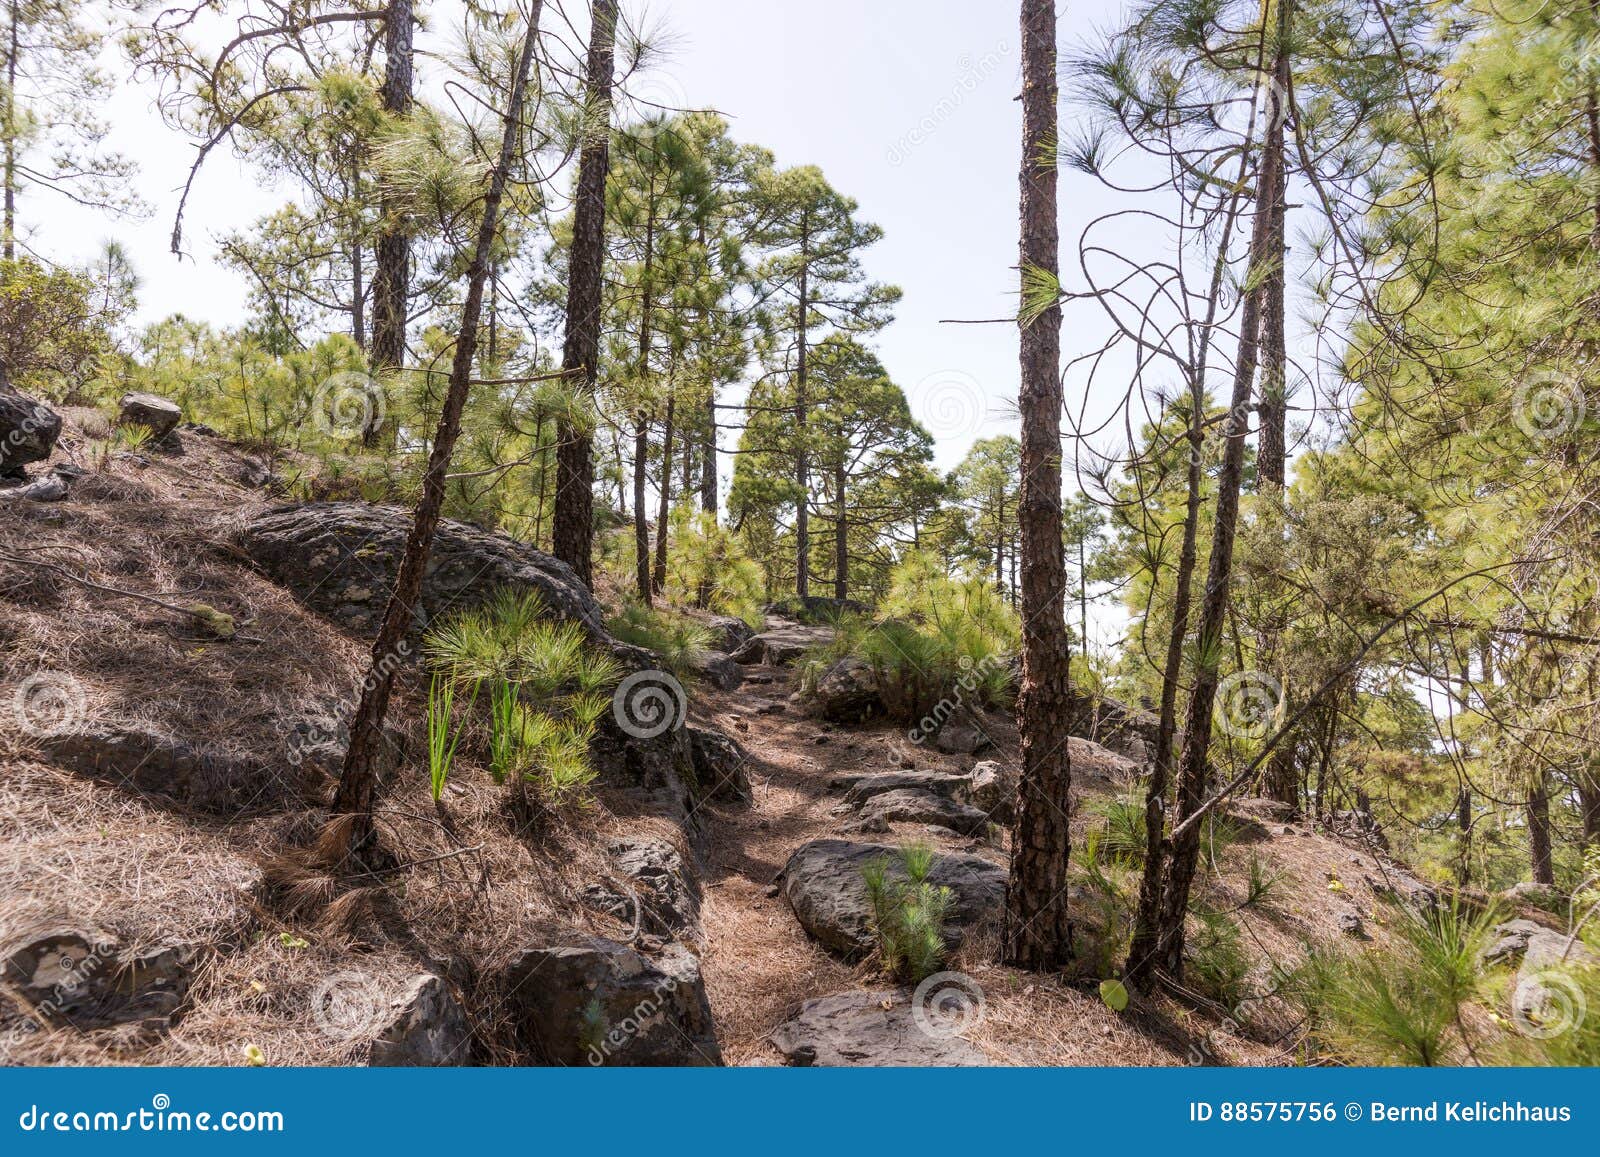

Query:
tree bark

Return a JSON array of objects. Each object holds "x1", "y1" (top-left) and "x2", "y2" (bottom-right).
[
  {"x1": 552, "y1": 0, "x2": 617, "y2": 587},
  {"x1": 1150, "y1": 70, "x2": 1284, "y2": 979},
  {"x1": 331, "y1": 1, "x2": 543, "y2": 859},
  {"x1": 1004, "y1": 0, "x2": 1074, "y2": 971},
  {"x1": 652, "y1": 392, "x2": 674, "y2": 595},
  {"x1": 833, "y1": 459, "x2": 848, "y2": 600},
  {"x1": 4, "y1": 1, "x2": 19, "y2": 261},
  {"x1": 368, "y1": 0, "x2": 414, "y2": 388},
  {"x1": 1257, "y1": 0, "x2": 1296, "y2": 809},
  {"x1": 1528, "y1": 771, "x2": 1554, "y2": 886},
  {"x1": 794, "y1": 215, "x2": 812, "y2": 600},
  {"x1": 633, "y1": 415, "x2": 651, "y2": 604}
]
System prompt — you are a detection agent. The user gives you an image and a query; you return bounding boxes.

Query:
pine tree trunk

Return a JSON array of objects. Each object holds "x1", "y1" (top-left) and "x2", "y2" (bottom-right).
[
  {"x1": 1528, "y1": 772, "x2": 1554, "y2": 886},
  {"x1": 1256, "y1": 0, "x2": 1296, "y2": 810},
  {"x1": 332, "y1": 2, "x2": 543, "y2": 858},
  {"x1": 552, "y1": 0, "x2": 617, "y2": 587},
  {"x1": 701, "y1": 385, "x2": 718, "y2": 515},
  {"x1": 1004, "y1": 0, "x2": 1074, "y2": 971},
  {"x1": 1150, "y1": 72, "x2": 1284, "y2": 979},
  {"x1": 653, "y1": 393, "x2": 675, "y2": 594},
  {"x1": 833, "y1": 460, "x2": 848, "y2": 601},
  {"x1": 4, "y1": 1, "x2": 19, "y2": 262},
  {"x1": 368, "y1": 0, "x2": 414, "y2": 389},
  {"x1": 633, "y1": 415, "x2": 651, "y2": 605},
  {"x1": 1126, "y1": 371, "x2": 1206, "y2": 989},
  {"x1": 794, "y1": 221, "x2": 811, "y2": 600}
]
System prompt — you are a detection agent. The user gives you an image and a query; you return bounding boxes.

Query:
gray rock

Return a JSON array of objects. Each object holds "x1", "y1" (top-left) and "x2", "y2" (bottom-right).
[
  {"x1": 769, "y1": 990, "x2": 988, "y2": 1067},
  {"x1": 608, "y1": 836, "x2": 701, "y2": 938},
  {"x1": 369, "y1": 974, "x2": 471, "y2": 1066},
  {"x1": 238, "y1": 502, "x2": 608, "y2": 639},
  {"x1": 0, "y1": 464, "x2": 79, "y2": 502},
  {"x1": 730, "y1": 623, "x2": 830, "y2": 666},
  {"x1": 504, "y1": 936, "x2": 721, "y2": 1066},
  {"x1": 706, "y1": 615, "x2": 756, "y2": 654},
  {"x1": 0, "y1": 387, "x2": 61, "y2": 477},
  {"x1": 811, "y1": 657, "x2": 882, "y2": 723},
  {"x1": 1482, "y1": 919, "x2": 1548, "y2": 968},
  {"x1": 842, "y1": 771, "x2": 971, "y2": 808},
  {"x1": 118, "y1": 392, "x2": 183, "y2": 439},
  {"x1": 780, "y1": 838, "x2": 1006, "y2": 959},
  {"x1": 1337, "y1": 912, "x2": 1365, "y2": 938},
  {"x1": 1512, "y1": 930, "x2": 1599, "y2": 1029},
  {"x1": 687, "y1": 725, "x2": 750, "y2": 803},
  {"x1": 1362, "y1": 868, "x2": 1437, "y2": 912},
  {"x1": 1067, "y1": 688, "x2": 1164, "y2": 761},
  {"x1": 2, "y1": 925, "x2": 190, "y2": 1029},
  {"x1": 856, "y1": 788, "x2": 991, "y2": 836},
  {"x1": 688, "y1": 650, "x2": 743, "y2": 691},
  {"x1": 933, "y1": 716, "x2": 991, "y2": 755},
  {"x1": 965, "y1": 761, "x2": 1016, "y2": 823}
]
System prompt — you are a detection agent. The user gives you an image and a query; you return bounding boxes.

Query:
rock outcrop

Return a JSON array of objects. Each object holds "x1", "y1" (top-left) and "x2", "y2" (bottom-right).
[
  {"x1": 780, "y1": 839, "x2": 1006, "y2": 959},
  {"x1": 2, "y1": 925, "x2": 191, "y2": 1029},
  {"x1": 0, "y1": 388, "x2": 62, "y2": 477},
  {"x1": 118, "y1": 393, "x2": 183, "y2": 440},
  {"x1": 368, "y1": 974, "x2": 472, "y2": 1066},
  {"x1": 238, "y1": 502, "x2": 608, "y2": 638},
  {"x1": 811, "y1": 657, "x2": 882, "y2": 722},
  {"x1": 769, "y1": 989, "x2": 987, "y2": 1067},
  {"x1": 504, "y1": 936, "x2": 721, "y2": 1066}
]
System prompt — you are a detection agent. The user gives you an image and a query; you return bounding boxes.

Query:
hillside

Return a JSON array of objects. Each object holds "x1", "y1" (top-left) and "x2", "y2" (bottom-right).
[{"x1": 3, "y1": 412, "x2": 1562, "y2": 1068}]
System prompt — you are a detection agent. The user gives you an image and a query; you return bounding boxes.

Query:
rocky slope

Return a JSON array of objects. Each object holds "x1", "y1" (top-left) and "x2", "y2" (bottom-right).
[{"x1": 0, "y1": 405, "x2": 1561, "y2": 1068}]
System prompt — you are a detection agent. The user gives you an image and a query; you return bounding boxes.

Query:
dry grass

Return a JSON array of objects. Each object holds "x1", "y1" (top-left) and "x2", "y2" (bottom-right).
[{"x1": 0, "y1": 420, "x2": 704, "y2": 1066}]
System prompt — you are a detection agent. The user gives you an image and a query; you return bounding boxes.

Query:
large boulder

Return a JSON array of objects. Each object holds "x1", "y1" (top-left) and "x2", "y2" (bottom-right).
[
  {"x1": 841, "y1": 770, "x2": 972, "y2": 807},
  {"x1": 706, "y1": 615, "x2": 756, "y2": 655},
  {"x1": 811, "y1": 657, "x2": 882, "y2": 723},
  {"x1": 933, "y1": 712, "x2": 992, "y2": 755},
  {"x1": 855, "y1": 788, "x2": 991, "y2": 837},
  {"x1": 238, "y1": 502, "x2": 607, "y2": 638},
  {"x1": 368, "y1": 974, "x2": 472, "y2": 1067},
  {"x1": 688, "y1": 650, "x2": 743, "y2": 691},
  {"x1": 780, "y1": 839, "x2": 1006, "y2": 959},
  {"x1": 605, "y1": 836, "x2": 702, "y2": 939},
  {"x1": 504, "y1": 936, "x2": 721, "y2": 1066},
  {"x1": 0, "y1": 388, "x2": 61, "y2": 477},
  {"x1": 764, "y1": 596, "x2": 867, "y2": 623},
  {"x1": 965, "y1": 761, "x2": 1016, "y2": 823},
  {"x1": 2, "y1": 925, "x2": 191, "y2": 1030},
  {"x1": 730, "y1": 623, "x2": 828, "y2": 666},
  {"x1": 118, "y1": 392, "x2": 183, "y2": 440},
  {"x1": 769, "y1": 989, "x2": 988, "y2": 1067},
  {"x1": 687, "y1": 724, "x2": 751, "y2": 803},
  {"x1": 1068, "y1": 689, "x2": 1163, "y2": 763}
]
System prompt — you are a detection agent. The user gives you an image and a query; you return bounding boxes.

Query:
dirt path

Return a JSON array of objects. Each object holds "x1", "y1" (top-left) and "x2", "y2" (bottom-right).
[{"x1": 688, "y1": 651, "x2": 1251, "y2": 1067}]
